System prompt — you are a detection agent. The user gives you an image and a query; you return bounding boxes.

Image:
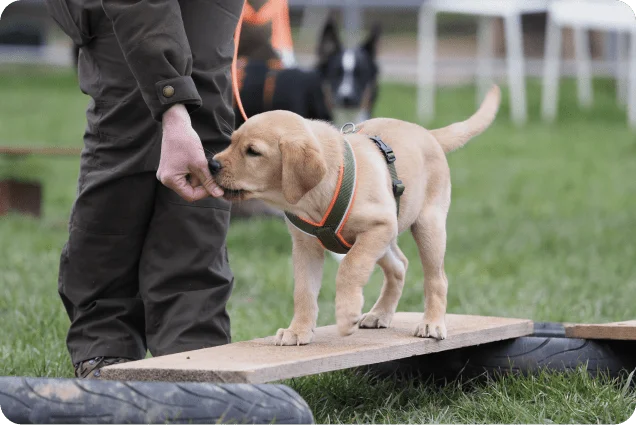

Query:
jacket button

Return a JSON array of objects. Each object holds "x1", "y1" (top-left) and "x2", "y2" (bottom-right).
[{"x1": 162, "y1": 85, "x2": 175, "y2": 98}]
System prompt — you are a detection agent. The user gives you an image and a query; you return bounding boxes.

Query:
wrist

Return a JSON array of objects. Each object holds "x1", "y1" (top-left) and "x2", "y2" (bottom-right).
[{"x1": 162, "y1": 103, "x2": 190, "y2": 128}]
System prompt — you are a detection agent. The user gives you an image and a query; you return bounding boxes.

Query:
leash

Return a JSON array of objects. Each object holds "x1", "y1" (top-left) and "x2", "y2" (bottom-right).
[
  {"x1": 232, "y1": 1, "x2": 249, "y2": 123},
  {"x1": 285, "y1": 123, "x2": 405, "y2": 254}
]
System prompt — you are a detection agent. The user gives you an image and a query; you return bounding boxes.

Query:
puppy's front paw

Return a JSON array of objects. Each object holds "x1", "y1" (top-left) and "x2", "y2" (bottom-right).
[
  {"x1": 414, "y1": 318, "x2": 447, "y2": 340},
  {"x1": 275, "y1": 327, "x2": 314, "y2": 346},
  {"x1": 359, "y1": 311, "x2": 393, "y2": 329}
]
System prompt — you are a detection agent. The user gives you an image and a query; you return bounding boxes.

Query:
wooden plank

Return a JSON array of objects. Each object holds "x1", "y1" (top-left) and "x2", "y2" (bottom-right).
[
  {"x1": 565, "y1": 320, "x2": 636, "y2": 341},
  {"x1": 101, "y1": 313, "x2": 533, "y2": 384},
  {"x1": 0, "y1": 146, "x2": 82, "y2": 156}
]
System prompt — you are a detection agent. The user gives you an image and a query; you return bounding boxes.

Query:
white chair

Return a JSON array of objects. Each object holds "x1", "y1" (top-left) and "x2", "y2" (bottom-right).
[
  {"x1": 417, "y1": 0, "x2": 552, "y2": 126},
  {"x1": 541, "y1": 0, "x2": 636, "y2": 128}
]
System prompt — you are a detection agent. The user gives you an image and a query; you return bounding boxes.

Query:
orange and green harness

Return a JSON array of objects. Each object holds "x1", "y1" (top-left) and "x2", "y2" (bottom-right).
[{"x1": 284, "y1": 124, "x2": 405, "y2": 254}]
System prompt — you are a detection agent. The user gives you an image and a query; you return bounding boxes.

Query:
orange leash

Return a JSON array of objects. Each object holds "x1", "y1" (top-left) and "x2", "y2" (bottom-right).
[{"x1": 232, "y1": 1, "x2": 249, "y2": 123}]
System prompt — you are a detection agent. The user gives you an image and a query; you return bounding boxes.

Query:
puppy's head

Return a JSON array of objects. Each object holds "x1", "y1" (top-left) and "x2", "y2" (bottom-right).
[
  {"x1": 317, "y1": 18, "x2": 381, "y2": 116},
  {"x1": 212, "y1": 111, "x2": 327, "y2": 206}
]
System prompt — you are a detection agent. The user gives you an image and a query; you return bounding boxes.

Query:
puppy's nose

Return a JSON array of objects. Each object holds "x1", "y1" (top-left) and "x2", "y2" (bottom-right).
[{"x1": 208, "y1": 159, "x2": 222, "y2": 175}]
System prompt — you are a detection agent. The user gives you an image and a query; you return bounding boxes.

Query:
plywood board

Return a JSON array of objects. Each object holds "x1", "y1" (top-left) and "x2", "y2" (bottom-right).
[
  {"x1": 101, "y1": 313, "x2": 533, "y2": 384},
  {"x1": 565, "y1": 320, "x2": 636, "y2": 341}
]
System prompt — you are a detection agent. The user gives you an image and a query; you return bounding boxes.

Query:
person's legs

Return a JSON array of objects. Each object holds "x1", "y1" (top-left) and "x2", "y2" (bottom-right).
[
  {"x1": 139, "y1": 186, "x2": 233, "y2": 356},
  {"x1": 57, "y1": 0, "x2": 161, "y2": 364},
  {"x1": 140, "y1": 0, "x2": 243, "y2": 356}
]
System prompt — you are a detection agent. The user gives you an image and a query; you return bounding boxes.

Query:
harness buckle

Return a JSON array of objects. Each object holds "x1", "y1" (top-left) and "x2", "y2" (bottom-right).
[
  {"x1": 393, "y1": 180, "x2": 405, "y2": 197},
  {"x1": 369, "y1": 136, "x2": 396, "y2": 164}
]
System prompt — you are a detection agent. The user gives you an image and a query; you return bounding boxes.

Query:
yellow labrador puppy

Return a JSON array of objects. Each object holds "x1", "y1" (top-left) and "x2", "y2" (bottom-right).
[{"x1": 212, "y1": 85, "x2": 500, "y2": 345}]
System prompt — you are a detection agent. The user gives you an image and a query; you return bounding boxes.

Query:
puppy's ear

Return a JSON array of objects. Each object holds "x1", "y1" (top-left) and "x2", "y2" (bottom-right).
[
  {"x1": 279, "y1": 133, "x2": 327, "y2": 205},
  {"x1": 361, "y1": 22, "x2": 382, "y2": 58},
  {"x1": 317, "y1": 15, "x2": 342, "y2": 69}
]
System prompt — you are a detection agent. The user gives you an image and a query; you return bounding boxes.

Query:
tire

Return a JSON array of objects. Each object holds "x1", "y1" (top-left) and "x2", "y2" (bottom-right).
[
  {"x1": 0, "y1": 377, "x2": 314, "y2": 424},
  {"x1": 364, "y1": 322, "x2": 636, "y2": 382}
]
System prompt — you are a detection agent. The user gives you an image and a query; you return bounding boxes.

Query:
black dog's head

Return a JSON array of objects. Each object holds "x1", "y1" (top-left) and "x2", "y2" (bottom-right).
[{"x1": 316, "y1": 19, "x2": 381, "y2": 123}]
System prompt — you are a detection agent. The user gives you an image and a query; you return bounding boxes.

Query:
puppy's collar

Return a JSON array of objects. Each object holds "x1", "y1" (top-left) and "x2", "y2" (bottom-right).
[{"x1": 284, "y1": 138, "x2": 357, "y2": 254}]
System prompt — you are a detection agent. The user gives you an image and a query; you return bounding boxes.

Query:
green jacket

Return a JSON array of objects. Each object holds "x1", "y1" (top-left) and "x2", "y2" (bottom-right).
[{"x1": 45, "y1": 0, "x2": 240, "y2": 121}]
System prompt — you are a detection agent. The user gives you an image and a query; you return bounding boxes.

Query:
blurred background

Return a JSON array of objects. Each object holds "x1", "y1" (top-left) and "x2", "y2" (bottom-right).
[
  {"x1": 0, "y1": 1, "x2": 635, "y2": 421},
  {"x1": 0, "y1": 0, "x2": 631, "y2": 83}
]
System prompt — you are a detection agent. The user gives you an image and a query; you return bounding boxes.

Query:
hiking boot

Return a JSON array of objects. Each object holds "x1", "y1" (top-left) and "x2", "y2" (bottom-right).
[{"x1": 74, "y1": 356, "x2": 130, "y2": 379}]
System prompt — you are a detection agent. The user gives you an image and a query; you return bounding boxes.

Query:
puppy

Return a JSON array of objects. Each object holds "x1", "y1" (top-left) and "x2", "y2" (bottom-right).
[{"x1": 212, "y1": 85, "x2": 501, "y2": 345}]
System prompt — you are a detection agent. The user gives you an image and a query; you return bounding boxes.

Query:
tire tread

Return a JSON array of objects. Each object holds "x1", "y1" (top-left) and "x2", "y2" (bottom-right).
[{"x1": 0, "y1": 377, "x2": 314, "y2": 424}]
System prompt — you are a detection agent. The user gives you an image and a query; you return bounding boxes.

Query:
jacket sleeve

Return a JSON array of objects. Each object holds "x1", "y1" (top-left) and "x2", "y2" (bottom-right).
[{"x1": 101, "y1": 0, "x2": 202, "y2": 121}]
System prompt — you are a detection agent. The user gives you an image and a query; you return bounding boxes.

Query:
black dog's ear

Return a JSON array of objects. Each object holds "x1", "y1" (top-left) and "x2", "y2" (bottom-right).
[
  {"x1": 317, "y1": 16, "x2": 342, "y2": 67},
  {"x1": 361, "y1": 22, "x2": 381, "y2": 58}
]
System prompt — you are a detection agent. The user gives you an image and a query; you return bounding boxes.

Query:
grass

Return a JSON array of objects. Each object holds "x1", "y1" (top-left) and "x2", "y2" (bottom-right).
[
  {"x1": 1, "y1": 65, "x2": 635, "y2": 423},
  {"x1": 294, "y1": 368, "x2": 635, "y2": 424}
]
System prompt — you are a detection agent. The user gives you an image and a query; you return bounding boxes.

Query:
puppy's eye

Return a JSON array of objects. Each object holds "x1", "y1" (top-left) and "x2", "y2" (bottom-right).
[{"x1": 246, "y1": 147, "x2": 261, "y2": 157}]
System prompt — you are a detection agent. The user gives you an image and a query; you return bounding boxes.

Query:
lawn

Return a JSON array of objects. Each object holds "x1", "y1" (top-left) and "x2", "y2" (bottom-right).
[{"x1": 1, "y1": 66, "x2": 635, "y2": 424}]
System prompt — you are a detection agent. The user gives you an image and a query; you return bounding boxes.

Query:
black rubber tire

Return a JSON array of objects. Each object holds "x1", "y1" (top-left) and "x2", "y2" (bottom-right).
[
  {"x1": 365, "y1": 322, "x2": 636, "y2": 382},
  {"x1": 0, "y1": 377, "x2": 314, "y2": 424},
  {"x1": 532, "y1": 321, "x2": 567, "y2": 338}
]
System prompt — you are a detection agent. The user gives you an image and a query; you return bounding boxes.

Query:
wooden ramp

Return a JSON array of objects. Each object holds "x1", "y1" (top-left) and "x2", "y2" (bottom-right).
[
  {"x1": 101, "y1": 313, "x2": 532, "y2": 384},
  {"x1": 565, "y1": 320, "x2": 636, "y2": 341}
]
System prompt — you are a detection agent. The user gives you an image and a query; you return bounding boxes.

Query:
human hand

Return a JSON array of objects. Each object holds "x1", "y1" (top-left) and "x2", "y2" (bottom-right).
[{"x1": 157, "y1": 104, "x2": 224, "y2": 201}]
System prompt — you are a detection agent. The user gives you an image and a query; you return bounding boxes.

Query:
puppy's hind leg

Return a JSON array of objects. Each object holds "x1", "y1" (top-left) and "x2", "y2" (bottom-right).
[
  {"x1": 411, "y1": 206, "x2": 449, "y2": 340},
  {"x1": 359, "y1": 240, "x2": 408, "y2": 329}
]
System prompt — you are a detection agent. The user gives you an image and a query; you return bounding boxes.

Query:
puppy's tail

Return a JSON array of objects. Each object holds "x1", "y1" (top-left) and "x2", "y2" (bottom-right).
[{"x1": 430, "y1": 84, "x2": 501, "y2": 154}]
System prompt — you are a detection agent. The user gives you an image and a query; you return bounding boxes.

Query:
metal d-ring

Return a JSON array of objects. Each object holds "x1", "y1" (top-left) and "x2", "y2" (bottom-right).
[{"x1": 340, "y1": 122, "x2": 357, "y2": 134}]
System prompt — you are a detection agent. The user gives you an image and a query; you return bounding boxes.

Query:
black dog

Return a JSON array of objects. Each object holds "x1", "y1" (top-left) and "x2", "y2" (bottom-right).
[{"x1": 235, "y1": 19, "x2": 381, "y2": 129}]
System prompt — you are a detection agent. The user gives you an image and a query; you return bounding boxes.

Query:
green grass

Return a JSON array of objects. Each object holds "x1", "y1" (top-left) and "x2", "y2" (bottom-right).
[{"x1": 1, "y1": 65, "x2": 635, "y2": 423}]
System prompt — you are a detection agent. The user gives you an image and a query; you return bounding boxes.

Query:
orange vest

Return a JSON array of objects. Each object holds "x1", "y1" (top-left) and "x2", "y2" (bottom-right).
[{"x1": 233, "y1": 0, "x2": 294, "y2": 121}]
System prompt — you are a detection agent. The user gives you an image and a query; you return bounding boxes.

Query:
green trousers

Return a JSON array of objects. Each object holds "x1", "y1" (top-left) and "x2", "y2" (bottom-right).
[{"x1": 47, "y1": 0, "x2": 242, "y2": 364}]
